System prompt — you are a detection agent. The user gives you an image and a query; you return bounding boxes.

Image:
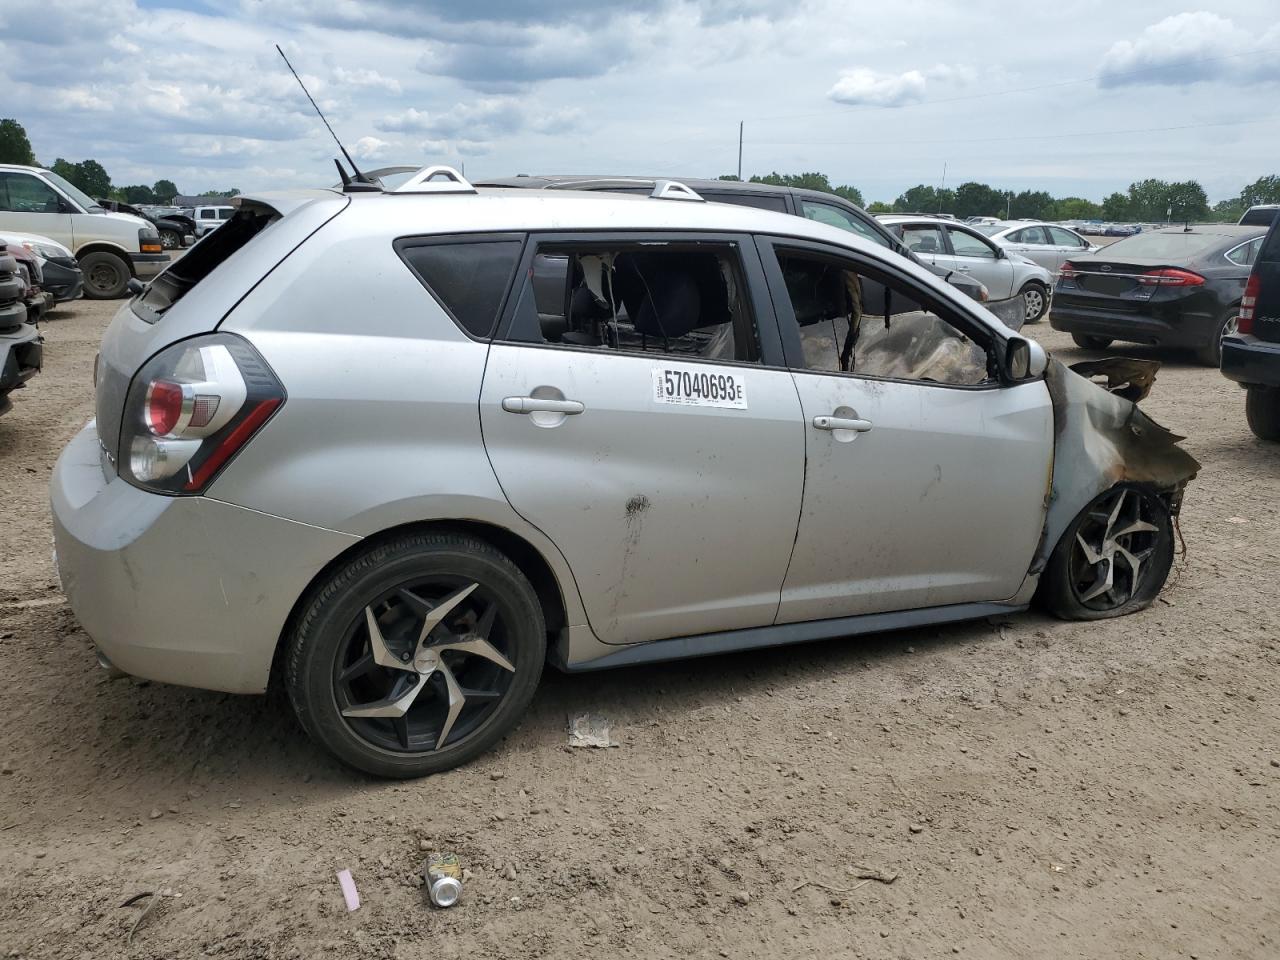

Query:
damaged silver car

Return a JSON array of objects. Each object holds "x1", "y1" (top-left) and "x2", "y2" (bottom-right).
[{"x1": 49, "y1": 169, "x2": 1198, "y2": 778}]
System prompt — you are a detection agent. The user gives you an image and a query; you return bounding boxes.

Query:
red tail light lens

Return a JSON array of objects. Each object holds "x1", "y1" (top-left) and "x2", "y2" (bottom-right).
[
  {"x1": 1137, "y1": 268, "x2": 1205, "y2": 287},
  {"x1": 120, "y1": 333, "x2": 285, "y2": 495},
  {"x1": 1238, "y1": 272, "x2": 1260, "y2": 335},
  {"x1": 1059, "y1": 261, "x2": 1077, "y2": 281}
]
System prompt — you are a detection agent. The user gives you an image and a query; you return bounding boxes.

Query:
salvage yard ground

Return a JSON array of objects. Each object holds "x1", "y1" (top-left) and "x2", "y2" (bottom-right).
[{"x1": 1, "y1": 297, "x2": 1278, "y2": 959}]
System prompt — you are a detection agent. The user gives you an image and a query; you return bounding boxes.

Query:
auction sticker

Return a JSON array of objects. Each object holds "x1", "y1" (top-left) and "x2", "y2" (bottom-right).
[{"x1": 652, "y1": 366, "x2": 748, "y2": 409}]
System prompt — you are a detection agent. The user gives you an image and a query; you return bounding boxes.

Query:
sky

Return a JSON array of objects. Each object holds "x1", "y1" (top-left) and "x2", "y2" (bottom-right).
[{"x1": 2, "y1": 1, "x2": 1278, "y2": 204}]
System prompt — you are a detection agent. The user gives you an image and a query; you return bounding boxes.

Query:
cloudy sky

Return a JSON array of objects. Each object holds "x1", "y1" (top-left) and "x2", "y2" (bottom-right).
[{"x1": 2, "y1": 1, "x2": 1277, "y2": 203}]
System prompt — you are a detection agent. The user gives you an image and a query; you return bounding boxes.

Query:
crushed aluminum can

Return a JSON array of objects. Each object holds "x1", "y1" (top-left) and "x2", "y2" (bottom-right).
[{"x1": 424, "y1": 853, "x2": 463, "y2": 908}]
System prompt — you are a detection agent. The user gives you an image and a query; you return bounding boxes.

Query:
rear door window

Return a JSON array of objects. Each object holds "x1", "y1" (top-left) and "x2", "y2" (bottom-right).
[
  {"x1": 397, "y1": 237, "x2": 524, "y2": 339},
  {"x1": 901, "y1": 225, "x2": 946, "y2": 255}
]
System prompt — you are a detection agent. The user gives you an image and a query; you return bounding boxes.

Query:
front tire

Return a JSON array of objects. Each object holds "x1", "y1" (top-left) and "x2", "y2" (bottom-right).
[
  {"x1": 79, "y1": 251, "x2": 130, "y2": 299},
  {"x1": 285, "y1": 531, "x2": 546, "y2": 778},
  {"x1": 1072, "y1": 333, "x2": 1113, "y2": 351},
  {"x1": 1037, "y1": 484, "x2": 1174, "y2": 620},
  {"x1": 1021, "y1": 282, "x2": 1049, "y2": 324},
  {"x1": 159, "y1": 229, "x2": 180, "y2": 250},
  {"x1": 1246, "y1": 385, "x2": 1280, "y2": 441}
]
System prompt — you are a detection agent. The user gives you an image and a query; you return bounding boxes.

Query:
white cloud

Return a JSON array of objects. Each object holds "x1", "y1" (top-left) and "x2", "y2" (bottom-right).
[
  {"x1": 333, "y1": 67, "x2": 403, "y2": 94},
  {"x1": 350, "y1": 136, "x2": 391, "y2": 160},
  {"x1": 827, "y1": 67, "x2": 928, "y2": 107},
  {"x1": 1099, "y1": 12, "x2": 1280, "y2": 87}
]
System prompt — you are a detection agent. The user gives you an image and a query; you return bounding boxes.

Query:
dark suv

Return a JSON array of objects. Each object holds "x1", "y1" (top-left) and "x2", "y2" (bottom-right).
[
  {"x1": 1221, "y1": 215, "x2": 1280, "y2": 439},
  {"x1": 476, "y1": 175, "x2": 1027, "y2": 329}
]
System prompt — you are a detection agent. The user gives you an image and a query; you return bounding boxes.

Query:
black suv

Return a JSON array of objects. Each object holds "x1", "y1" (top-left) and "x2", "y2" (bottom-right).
[
  {"x1": 476, "y1": 175, "x2": 1027, "y2": 329},
  {"x1": 1221, "y1": 215, "x2": 1280, "y2": 439}
]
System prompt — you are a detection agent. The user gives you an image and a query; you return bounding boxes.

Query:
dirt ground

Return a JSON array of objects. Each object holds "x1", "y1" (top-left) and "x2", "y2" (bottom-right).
[{"x1": 2, "y1": 295, "x2": 1278, "y2": 960}]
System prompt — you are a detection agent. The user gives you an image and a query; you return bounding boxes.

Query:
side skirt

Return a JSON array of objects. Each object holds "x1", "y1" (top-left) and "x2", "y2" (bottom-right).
[{"x1": 558, "y1": 601, "x2": 1026, "y2": 673}]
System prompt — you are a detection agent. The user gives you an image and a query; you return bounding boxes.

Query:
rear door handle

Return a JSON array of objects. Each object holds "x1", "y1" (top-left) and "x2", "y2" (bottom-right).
[
  {"x1": 812, "y1": 415, "x2": 873, "y2": 432},
  {"x1": 501, "y1": 396, "x2": 585, "y2": 415}
]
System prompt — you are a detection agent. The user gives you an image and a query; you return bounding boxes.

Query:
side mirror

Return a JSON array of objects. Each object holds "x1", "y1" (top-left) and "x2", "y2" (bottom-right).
[{"x1": 1003, "y1": 337, "x2": 1047, "y2": 381}]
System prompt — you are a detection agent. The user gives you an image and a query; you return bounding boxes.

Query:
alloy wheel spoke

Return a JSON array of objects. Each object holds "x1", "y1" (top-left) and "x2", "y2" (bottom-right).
[
  {"x1": 1113, "y1": 519, "x2": 1158, "y2": 537},
  {"x1": 436, "y1": 636, "x2": 516, "y2": 672},
  {"x1": 435, "y1": 662, "x2": 466, "y2": 750},
  {"x1": 459, "y1": 686, "x2": 504, "y2": 702},
  {"x1": 342, "y1": 674, "x2": 424, "y2": 719},
  {"x1": 365, "y1": 606, "x2": 414, "y2": 673},
  {"x1": 1103, "y1": 489, "x2": 1127, "y2": 540},
  {"x1": 1114, "y1": 546, "x2": 1143, "y2": 591},
  {"x1": 1076, "y1": 531, "x2": 1102, "y2": 565},
  {"x1": 1079, "y1": 560, "x2": 1115, "y2": 602},
  {"x1": 414, "y1": 583, "x2": 480, "y2": 647},
  {"x1": 338, "y1": 652, "x2": 376, "y2": 683}
]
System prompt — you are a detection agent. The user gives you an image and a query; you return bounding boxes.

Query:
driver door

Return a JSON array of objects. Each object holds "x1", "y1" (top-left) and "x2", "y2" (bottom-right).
[
  {"x1": 943, "y1": 226, "x2": 1016, "y2": 298},
  {"x1": 0, "y1": 172, "x2": 74, "y2": 247}
]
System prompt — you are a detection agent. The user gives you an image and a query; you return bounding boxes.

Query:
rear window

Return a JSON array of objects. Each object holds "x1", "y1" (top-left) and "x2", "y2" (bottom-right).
[
  {"x1": 1101, "y1": 230, "x2": 1235, "y2": 259},
  {"x1": 1240, "y1": 207, "x2": 1279, "y2": 227},
  {"x1": 131, "y1": 209, "x2": 275, "y2": 324},
  {"x1": 397, "y1": 237, "x2": 523, "y2": 339}
]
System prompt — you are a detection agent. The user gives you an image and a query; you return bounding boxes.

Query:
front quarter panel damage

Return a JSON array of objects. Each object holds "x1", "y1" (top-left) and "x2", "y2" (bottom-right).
[{"x1": 1030, "y1": 358, "x2": 1200, "y2": 575}]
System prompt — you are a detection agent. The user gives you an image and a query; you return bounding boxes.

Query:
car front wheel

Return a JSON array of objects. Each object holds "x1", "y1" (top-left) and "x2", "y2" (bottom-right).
[
  {"x1": 1037, "y1": 484, "x2": 1174, "y2": 620},
  {"x1": 159, "y1": 229, "x2": 181, "y2": 250},
  {"x1": 1246, "y1": 385, "x2": 1280, "y2": 441},
  {"x1": 285, "y1": 531, "x2": 546, "y2": 778},
  {"x1": 79, "y1": 251, "x2": 131, "y2": 299},
  {"x1": 1021, "y1": 282, "x2": 1049, "y2": 323}
]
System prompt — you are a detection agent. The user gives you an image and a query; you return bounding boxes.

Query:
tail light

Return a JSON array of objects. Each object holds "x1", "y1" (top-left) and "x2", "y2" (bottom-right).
[
  {"x1": 1137, "y1": 268, "x2": 1205, "y2": 287},
  {"x1": 1059, "y1": 261, "x2": 1077, "y2": 281},
  {"x1": 120, "y1": 333, "x2": 284, "y2": 495},
  {"x1": 1238, "y1": 272, "x2": 1260, "y2": 335}
]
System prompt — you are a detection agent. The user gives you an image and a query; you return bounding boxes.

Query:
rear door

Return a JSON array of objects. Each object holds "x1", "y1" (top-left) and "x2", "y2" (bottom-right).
[
  {"x1": 1046, "y1": 226, "x2": 1092, "y2": 277},
  {"x1": 479, "y1": 232, "x2": 805, "y2": 646},
  {"x1": 944, "y1": 225, "x2": 1016, "y2": 298}
]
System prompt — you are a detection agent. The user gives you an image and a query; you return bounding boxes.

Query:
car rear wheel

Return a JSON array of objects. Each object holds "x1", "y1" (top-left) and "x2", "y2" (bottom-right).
[
  {"x1": 1072, "y1": 333, "x2": 1113, "y2": 351},
  {"x1": 1246, "y1": 386, "x2": 1280, "y2": 441},
  {"x1": 79, "y1": 251, "x2": 130, "y2": 300},
  {"x1": 1195, "y1": 309, "x2": 1239, "y2": 367},
  {"x1": 1021, "y1": 282, "x2": 1049, "y2": 323},
  {"x1": 285, "y1": 531, "x2": 546, "y2": 778},
  {"x1": 1037, "y1": 484, "x2": 1174, "y2": 620}
]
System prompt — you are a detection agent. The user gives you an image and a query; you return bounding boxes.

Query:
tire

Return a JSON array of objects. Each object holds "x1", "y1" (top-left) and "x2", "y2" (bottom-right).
[
  {"x1": 159, "y1": 229, "x2": 180, "y2": 250},
  {"x1": 1072, "y1": 333, "x2": 1113, "y2": 351},
  {"x1": 1195, "y1": 309, "x2": 1239, "y2": 367},
  {"x1": 285, "y1": 531, "x2": 546, "y2": 778},
  {"x1": 1021, "y1": 282, "x2": 1049, "y2": 324},
  {"x1": 79, "y1": 251, "x2": 131, "y2": 300},
  {"x1": 1246, "y1": 385, "x2": 1280, "y2": 441},
  {"x1": 1037, "y1": 484, "x2": 1174, "y2": 621}
]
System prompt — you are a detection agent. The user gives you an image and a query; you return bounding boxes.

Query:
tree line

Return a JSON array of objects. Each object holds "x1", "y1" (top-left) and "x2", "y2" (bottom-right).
[
  {"x1": 721, "y1": 169, "x2": 1280, "y2": 223},
  {"x1": 0, "y1": 118, "x2": 239, "y2": 204}
]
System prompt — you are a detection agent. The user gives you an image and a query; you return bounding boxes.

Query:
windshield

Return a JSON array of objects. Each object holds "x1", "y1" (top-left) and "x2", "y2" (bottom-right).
[
  {"x1": 42, "y1": 171, "x2": 103, "y2": 213},
  {"x1": 1102, "y1": 230, "x2": 1235, "y2": 259}
]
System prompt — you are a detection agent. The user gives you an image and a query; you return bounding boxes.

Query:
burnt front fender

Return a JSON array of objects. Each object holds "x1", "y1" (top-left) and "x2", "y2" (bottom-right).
[{"x1": 1029, "y1": 358, "x2": 1200, "y2": 575}]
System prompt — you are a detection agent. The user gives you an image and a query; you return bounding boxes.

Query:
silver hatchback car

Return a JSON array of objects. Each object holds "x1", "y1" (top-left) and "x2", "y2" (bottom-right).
[{"x1": 51, "y1": 168, "x2": 1199, "y2": 777}]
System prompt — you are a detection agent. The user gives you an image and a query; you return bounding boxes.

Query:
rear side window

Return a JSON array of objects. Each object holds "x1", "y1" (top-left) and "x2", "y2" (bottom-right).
[
  {"x1": 705, "y1": 192, "x2": 789, "y2": 213},
  {"x1": 398, "y1": 238, "x2": 523, "y2": 338},
  {"x1": 1240, "y1": 207, "x2": 1279, "y2": 227},
  {"x1": 800, "y1": 200, "x2": 891, "y2": 248}
]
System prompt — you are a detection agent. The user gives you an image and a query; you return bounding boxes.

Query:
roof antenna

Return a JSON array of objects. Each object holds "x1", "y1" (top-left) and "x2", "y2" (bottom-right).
[{"x1": 275, "y1": 44, "x2": 378, "y2": 191}]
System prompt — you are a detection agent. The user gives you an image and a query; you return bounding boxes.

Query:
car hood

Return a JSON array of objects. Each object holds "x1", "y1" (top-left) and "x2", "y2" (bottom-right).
[{"x1": 98, "y1": 211, "x2": 151, "y2": 230}]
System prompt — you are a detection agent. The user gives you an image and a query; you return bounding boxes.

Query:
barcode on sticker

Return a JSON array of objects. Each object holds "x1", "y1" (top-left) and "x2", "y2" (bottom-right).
[{"x1": 653, "y1": 368, "x2": 747, "y2": 409}]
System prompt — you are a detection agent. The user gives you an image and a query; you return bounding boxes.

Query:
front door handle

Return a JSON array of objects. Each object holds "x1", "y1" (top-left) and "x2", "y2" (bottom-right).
[
  {"x1": 812, "y1": 415, "x2": 873, "y2": 432},
  {"x1": 502, "y1": 396, "x2": 585, "y2": 415},
  {"x1": 955, "y1": 265, "x2": 972, "y2": 272}
]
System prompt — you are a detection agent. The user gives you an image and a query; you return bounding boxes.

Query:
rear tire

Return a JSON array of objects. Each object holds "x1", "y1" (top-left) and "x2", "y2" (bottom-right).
[
  {"x1": 1246, "y1": 385, "x2": 1280, "y2": 441},
  {"x1": 1021, "y1": 282, "x2": 1049, "y2": 324},
  {"x1": 1195, "y1": 309, "x2": 1239, "y2": 367},
  {"x1": 285, "y1": 531, "x2": 545, "y2": 778},
  {"x1": 1037, "y1": 484, "x2": 1174, "y2": 621},
  {"x1": 1072, "y1": 333, "x2": 1113, "y2": 351},
  {"x1": 79, "y1": 251, "x2": 130, "y2": 299}
]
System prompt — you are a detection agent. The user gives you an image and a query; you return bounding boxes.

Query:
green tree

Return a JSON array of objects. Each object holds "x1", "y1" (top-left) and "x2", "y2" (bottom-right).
[
  {"x1": 1049, "y1": 197, "x2": 1103, "y2": 220},
  {"x1": 893, "y1": 184, "x2": 955, "y2": 213},
  {"x1": 1101, "y1": 192, "x2": 1129, "y2": 220},
  {"x1": 1164, "y1": 180, "x2": 1209, "y2": 222},
  {"x1": 153, "y1": 179, "x2": 179, "y2": 203},
  {"x1": 951, "y1": 182, "x2": 1006, "y2": 220},
  {"x1": 50, "y1": 158, "x2": 77, "y2": 181},
  {"x1": 120, "y1": 184, "x2": 156, "y2": 205},
  {"x1": 0, "y1": 119, "x2": 36, "y2": 165},
  {"x1": 748, "y1": 172, "x2": 861, "y2": 206},
  {"x1": 1009, "y1": 190, "x2": 1054, "y2": 220},
  {"x1": 866, "y1": 201, "x2": 892, "y2": 213},
  {"x1": 1239, "y1": 174, "x2": 1280, "y2": 207},
  {"x1": 70, "y1": 159, "x2": 112, "y2": 198},
  {"x1": 831, "y1": 184, "x2": 864, "y2": 207},
  {"x1": 1212, "y1": 198, "x2": 1245, "y2": 222}
]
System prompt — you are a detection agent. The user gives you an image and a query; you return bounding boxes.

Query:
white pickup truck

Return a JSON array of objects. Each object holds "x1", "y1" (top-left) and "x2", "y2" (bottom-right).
[{"x1": 0, "y1": 164, "x2": 168, "y2": 299}]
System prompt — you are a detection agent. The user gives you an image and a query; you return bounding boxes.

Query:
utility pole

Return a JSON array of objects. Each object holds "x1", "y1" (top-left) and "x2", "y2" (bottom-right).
[
  {"x1": 938, "y1": 161, "x2": 947, "y2": 213},
  {"x1": 1006, "y1": 191, "x2": 1012, "y2": 219},
  {"x1": 737, "y1": 121, "x2": 743, "y2": 181}
]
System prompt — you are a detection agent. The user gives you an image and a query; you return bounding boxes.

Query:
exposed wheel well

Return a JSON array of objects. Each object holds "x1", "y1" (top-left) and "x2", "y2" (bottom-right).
[{"x1": 269, "y1": 519, "x2": 568, "y2": 691}]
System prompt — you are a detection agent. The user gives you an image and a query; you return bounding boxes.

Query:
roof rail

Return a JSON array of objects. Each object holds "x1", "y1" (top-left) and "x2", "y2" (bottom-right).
[
  {"x1": 650, "y1": 180, "x2": 704, "y2": 202},
  {"x1": 393, "y1": 165, "x2": 478, "y2": 195}
]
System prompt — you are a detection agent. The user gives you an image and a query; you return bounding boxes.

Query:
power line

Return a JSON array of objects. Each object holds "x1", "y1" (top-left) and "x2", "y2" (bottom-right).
[{"x1": 747, "y1": 45, "x2": 1280, "y2": 124}]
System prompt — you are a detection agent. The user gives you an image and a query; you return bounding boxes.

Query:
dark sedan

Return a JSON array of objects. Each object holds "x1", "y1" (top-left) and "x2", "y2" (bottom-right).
[{"x1": 1051, "y1": 225, "x2": 1267, "y2": 365}]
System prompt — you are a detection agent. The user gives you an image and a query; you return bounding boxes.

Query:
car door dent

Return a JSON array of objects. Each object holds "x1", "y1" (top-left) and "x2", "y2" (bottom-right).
[{"x1": 1029, "y1": 359, "x2": 1200, "y2": 576}]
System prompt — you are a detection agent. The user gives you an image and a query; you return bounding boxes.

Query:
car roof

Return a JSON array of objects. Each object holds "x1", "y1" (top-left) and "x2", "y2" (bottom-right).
[
  {"x1": 475, "y1": 174, "x2": 792, "y2": 198},
  {"x1": 0, "y1": 163, "x2": 50, "y2": 175}
]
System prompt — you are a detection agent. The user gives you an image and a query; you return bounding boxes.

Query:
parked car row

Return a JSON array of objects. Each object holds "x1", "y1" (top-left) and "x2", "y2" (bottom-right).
[
  {"x1": 98, "y1": 200, "x2": 196, "y2": 250},
  {"x1": 0, "y1": 163, "x2": 169, "y2": 299}
]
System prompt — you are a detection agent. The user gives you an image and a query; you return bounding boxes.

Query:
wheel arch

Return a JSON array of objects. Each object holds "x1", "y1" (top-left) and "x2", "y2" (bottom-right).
[
  {"x1": 269, "y1": 518, "x2": 571, "y2": 690},
  {"x1": 76, "y1": 241, "x2": 135, "y2": 274}
]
